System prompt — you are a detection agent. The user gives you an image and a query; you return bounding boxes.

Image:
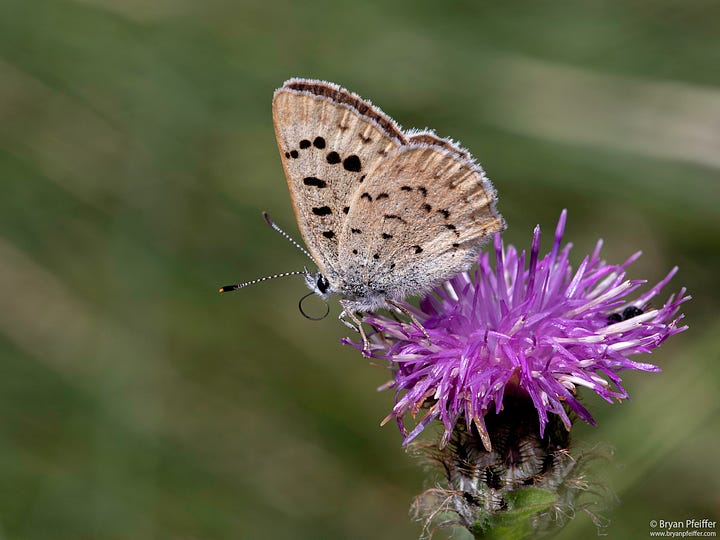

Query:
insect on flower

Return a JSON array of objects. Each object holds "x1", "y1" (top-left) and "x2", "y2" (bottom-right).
[{"x1": 345, "y1": 211, "x2": 690, "y2": 450}]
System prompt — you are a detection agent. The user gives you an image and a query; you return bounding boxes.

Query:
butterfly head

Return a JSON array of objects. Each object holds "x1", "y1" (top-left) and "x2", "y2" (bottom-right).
[
  {"x1": 304, "y1": 268, "x2": 333, "y2": 300},
  {"x1": 298, "y1": 268, "x2": 333, "y2": 321}
]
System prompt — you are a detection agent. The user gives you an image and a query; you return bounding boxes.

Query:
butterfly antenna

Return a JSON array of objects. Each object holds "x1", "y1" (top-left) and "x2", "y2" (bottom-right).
[
  {"x1": 219, "y1": 271, "x2": 306, "y2": 293},
  {"x1": 262, "y1": 211, "x2": 313, "y2": 260}
]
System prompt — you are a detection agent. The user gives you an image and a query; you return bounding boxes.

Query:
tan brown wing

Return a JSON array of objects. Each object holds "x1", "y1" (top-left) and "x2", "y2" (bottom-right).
[
  {"x1": 272, "y1": 79, "x2": 405, "y2": 279},
  {"x1": 337, "y1": 144, "x2": 504, "y2": 302},
  {"x1": 407, "y1": 130, "x2": 471, "y2": 160}
]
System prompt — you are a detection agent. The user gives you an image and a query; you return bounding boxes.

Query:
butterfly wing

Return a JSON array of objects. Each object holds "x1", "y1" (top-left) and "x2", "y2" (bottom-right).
[
  {"x1": 272, "y1": 79, "x2": 406, "y2": 281},
  {"x1": 406, "y1": 130, "x2": 472, "y2": 160},
  {"x1": 337, "y1": 142, "x2": 504, "y2": 307}
]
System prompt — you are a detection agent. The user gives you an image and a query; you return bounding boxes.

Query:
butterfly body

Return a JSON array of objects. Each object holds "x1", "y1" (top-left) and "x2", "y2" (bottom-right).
[{"x1": 271, "y1": 78, "x2": 505, "y2": 344}]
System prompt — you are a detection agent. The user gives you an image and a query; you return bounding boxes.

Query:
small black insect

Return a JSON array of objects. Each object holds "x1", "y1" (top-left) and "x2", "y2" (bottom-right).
[{"x1": 607, "y1": 306, "x2": 644, "y2": 324}]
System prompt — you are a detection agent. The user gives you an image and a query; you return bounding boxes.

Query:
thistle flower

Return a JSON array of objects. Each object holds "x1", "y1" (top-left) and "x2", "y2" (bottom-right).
[
  {"x1": 345, "y1": 210, "x2": 689, "y2": 450},
  {"x1": 408, "y1": 394, "x2": 613, "y2": 539}
]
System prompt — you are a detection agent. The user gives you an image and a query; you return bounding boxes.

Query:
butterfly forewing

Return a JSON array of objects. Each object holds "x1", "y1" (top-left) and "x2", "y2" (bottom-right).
[
  {"x1": 337, "y1": 144, "x2": 504, "y2": 303},
  {"x1": 272, "y1": 80, "x2": 404, "y2": 280}
]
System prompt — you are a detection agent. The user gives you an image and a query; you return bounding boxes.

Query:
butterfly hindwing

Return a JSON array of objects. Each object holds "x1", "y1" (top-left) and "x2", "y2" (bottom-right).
[
  {"x1": 272, "y1": 80, "x2": 405, "y2": 280},
  {"x1": 337, "y1": 143, "x2": 504, "y2": 303}
]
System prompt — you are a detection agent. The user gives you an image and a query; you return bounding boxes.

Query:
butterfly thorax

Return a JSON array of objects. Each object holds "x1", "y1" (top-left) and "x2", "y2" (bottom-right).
[
  {"x1": 337, "y1": 284, "x2": 392, "y2": 312},
  {"x1": 339, "y1": 265, "x2": 430, "y2": 312},
  {"x1": 304, "y1": 267, "x2": 395, "y2": 312}
]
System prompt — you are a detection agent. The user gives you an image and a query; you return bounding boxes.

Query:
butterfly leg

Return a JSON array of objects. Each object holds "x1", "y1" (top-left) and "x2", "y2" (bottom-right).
[
  {"x1": 387, "y1": 300, "x2": 432, "y2": 344},
  {"x1": 339, "y1": 303, "x2": 371, "y2": 356},
  {"x1": 338, "y1": 310, "x2": 360, "y2": 332}
]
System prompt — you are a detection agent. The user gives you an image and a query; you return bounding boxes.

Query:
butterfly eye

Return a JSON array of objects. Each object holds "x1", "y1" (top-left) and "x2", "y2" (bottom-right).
[{"x1": 317, "y1": 275, "x2": 330, "y2": 294}]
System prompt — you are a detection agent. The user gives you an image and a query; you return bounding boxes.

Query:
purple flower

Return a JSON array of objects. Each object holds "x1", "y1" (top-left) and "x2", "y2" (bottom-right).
[{"x1": 345, "y1": 211, "x2": 689, "y2": 450}]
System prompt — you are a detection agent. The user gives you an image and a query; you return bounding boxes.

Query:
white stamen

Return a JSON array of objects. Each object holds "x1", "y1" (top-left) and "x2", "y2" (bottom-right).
[
  {"x1": 508, "y1": 315, "x2": 526, "y2": 336},
  {"x1": 586, "y1": 271, "x2": 619, "y2": 299},
  {"x1": 444, "y1": 281, "x2": 459, "y2": 302},
  {"x1": 596, "y1": 309, "x2": 659, "y2": 334},
  {"x1": 567, "y1": 280, "x2": 639, "y2": 317},
  {"x1": 577, "y1": 359, "x2": 596, "y2": 367},
  {"x1": 558, "y1": 375, "x2": 598, "y2": 389},
  {"x1": 608, "y1": 339, "x2": 641, "y2": 352},
  {"x1": 554, "y1": 335, "x2": 605, "y2": 344}
]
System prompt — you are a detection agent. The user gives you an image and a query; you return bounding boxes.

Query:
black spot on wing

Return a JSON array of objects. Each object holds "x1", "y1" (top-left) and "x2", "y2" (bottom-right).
[
  {"x1": 400, "y1": 186, "x2": 413, "y2": 191},
  {"x1": 384, "y1": 214, "x2": 406, "y2": 223},
  {"x1": 422, "y1": 203, "x2": 432, "y2": 212},
  {"x1": 438, "y1": 209, "x2": 450, "y2": 219},
  {"x1": 413, "y1": 245, "x2": 423, "y2": 254},
  {"x1": 418, "y1": 186, "x2": 428, "y2": 197},
  {"x1": 303, "y1": 177, "x2": 327, "y2": 188},
  {"x1": 376, "y1": 193, "x2": 389, "y2": 200},
  {"x1": 373, "y1": 253, "x2": 380, "y2": 260},
  {"x1": 381, "y1": 233, "x2": 393, "y2": 239},
  {"x1": 351, "y1": 228, "x2": 362, "y2": 234},
  {"x1": 313, "y1": 136, "x2": 326, "y2": 149},
  {"x1": 342, "y1": 206, "x2": 349, "y2": 214},
  {"x1": 327, "y1": 151, "x2": 341, "y2": 164},
  {"x1": 312, "y1": 206, "x2": 332, "y2": 216},
  {"x1": 322, "y1": 230, "x2": 335, "y2": 239},
  {"x1": 361, "y1": 193, "x2": 372, "y2": 202},
  {"x1": 290, "y1": 150, "x2": 299, "y2": 159},
  {"x1": 343, "y1": 155, "x2": 362, "y2": 172},
  {"x1": 445, "y1": 224, "x2": 459, "y2": 236},
  {"x1": 299, "y1": 139, "x2": 311, "y2": 149}
]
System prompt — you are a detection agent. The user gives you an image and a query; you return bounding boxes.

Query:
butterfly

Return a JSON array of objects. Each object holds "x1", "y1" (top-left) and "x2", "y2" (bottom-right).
[{"x1": 222, "y1": 78, "x2": 505, "y2": 352}]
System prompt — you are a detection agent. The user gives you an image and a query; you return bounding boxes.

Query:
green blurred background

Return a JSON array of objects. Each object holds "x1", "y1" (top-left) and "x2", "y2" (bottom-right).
[{"x1": 0, "y1": 0, "x2": 718, "y2": 538}]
